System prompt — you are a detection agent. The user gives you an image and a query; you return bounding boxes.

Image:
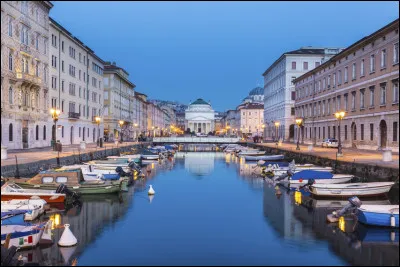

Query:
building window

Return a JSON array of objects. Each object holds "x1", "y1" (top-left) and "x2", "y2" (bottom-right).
[
  {"x1": 360, "y1": 59, "x2": 365, "y2": 76},
  {"x1": 394, "y1": 122, "x2": 398, "y2": 142},
  {"x1": 8, "y1": 52, "x2": 13, "y2": 71},
  {"x1": 393, "y1": 80, "x2": 399, "y2": 103},
  {"x1": 394, "y1": 43, "x2": 399, "y2": 64},
  {"x1": 370, "y1": 54, "x2": 375, "y2": 73},
  {"x1": 303, "y1": 62, "x2": 308, "y2": 70},
  {"x1": 344, "y1": 66, "x2": 348, "y2": 82},
  {"x1": 352, "y1": 63, "x2": 356, "y2": 80},
  {"x1": 43, "y1": 125, "x2": 46, "y2": 140},
  {"x1": 333, "y1": 73, "x2": 336, "y2": 87},
  {"x1": 21, "y1": 26, "x2": 29, "y2": 45},
  {"x1": 44, "y1": 38, "x2": 47, "y2": 55},
  {"x1": 61, "y1": 100, "x2": 64, "y2": 112},
  {"x1": 62, "y1": 61, "x2": 64, "y2": 72},
  {"x1": 333, "y1": 126, "x2": 336, "y2": 139},
  {"x1": 360, "y1": 89, "x2": 365, "y2": 109},
  {"x1": 351, "y1": 91, "x2": 356, "y2": 110},
  {"x1": 291, "y1": 62, "x2": 296, "y2": 70},
  {"x1": 323, "y1": 127, "x2": 325, "y2": 139},
  {"x1": 370, "y1": 123, "x2": 374, "y2": 141},
  {"x1": 9, "y1": 124, "x2": 13, "y2": 142},
  {"x1": 336, "y1": 96, "x2": 341, "y2": 111},
  {"x1": 8, "y1": 16, "x2": 13, "y2": 37},
  {"x1": 361, "y1": 124, "x2": 364, "y2": 141},
  {"x1": 35, "y1": 62, "x2": 40, "y2": 77},
  {"x1": 61, "y1": 41, "x2": 64, "y2": 52},
  {"x1": 327, "y1": 75, "x2": 331, "y2": 88},
  {"x1": 338, "y1": 70, "x2": 342, "y2": 85},
  {"x1": 369, "y1": 86, "x2": 375, "y2": 107},
  {"x1": 380, "y1": 83, "x2": 386, "y2": 105},
  {"x1": 36, "y1": 125, "x2": 39, "y2": 140},
  {"x1": 381, "y1": 49, "x2": 386, "y2": 68},
  {"x1": 344, "y1": 125, "x2": 347, "y2": 140},
  {"x1": 315, "y1": 62, "x2": 320, "y2": 67},
  {"x1": 51, "y1": 34, "x2": 57, "y2": 47},
  {"x1": 323, "y1": 78, "x2": 326, "y2": 89},
  {"x1": 344, "y1": 94, "x2": 348, "y2": 111},
  {"x1": 353, "y1": 125, "x2": 357, "y2": 140},
  {"x1": 35, "y1": 34, "x2": 39, "y2": 50}
]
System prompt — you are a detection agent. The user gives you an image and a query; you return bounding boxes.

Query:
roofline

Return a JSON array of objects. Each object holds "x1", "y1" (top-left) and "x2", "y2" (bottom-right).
[
  {"x1": 42, "y1": 1, "x2": 54, "y2": 10},
  {"x1": 104, "y1": 65, "x2": 135, "y2": 89},
  {"x1": 294, "y1": 18, "x2": 399, "y2": 84},
  {"x1": 49, "y1": 17, "x2": 106, "y2": 65}
]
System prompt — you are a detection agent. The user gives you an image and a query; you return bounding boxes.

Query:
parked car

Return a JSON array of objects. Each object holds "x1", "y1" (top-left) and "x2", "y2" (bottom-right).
[{"x1": 321, "y1": 138, "x2": 338, "y2": 148}]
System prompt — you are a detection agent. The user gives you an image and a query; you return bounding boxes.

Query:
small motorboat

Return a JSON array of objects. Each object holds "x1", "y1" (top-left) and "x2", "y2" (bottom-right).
[
  {"x1": 1, "y1": 199, "x2": 47, "y2": 221},
  {"x1": 1, "y1": 183, "x2": 66, "y2": 204},
  {"x1": 288, "y1": 171, "x2": 353, "y2": 185},
  {"x1": 237, "y1": 150, "x2": 265, "y2": 156},
  {"x1": 310, "y1": 182, "x2": 395, "y2": 197},
  {"x1": 242, "y1": 155, "x2": 284, "y2": 161},
  {"x1": 1, "y1": 215, "x2": 53, "y2": 249},
  {"x1": 357, "y1": 205, "x2": 399, "y2": 227},
  {"x1": 141, "y1": 149, "x2": 160, "y2": 160}
]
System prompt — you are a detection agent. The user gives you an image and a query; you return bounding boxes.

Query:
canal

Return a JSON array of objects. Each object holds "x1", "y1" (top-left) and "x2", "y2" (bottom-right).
[{"x1": 15, "y1": 151, "x2": 399, "y2": 266}]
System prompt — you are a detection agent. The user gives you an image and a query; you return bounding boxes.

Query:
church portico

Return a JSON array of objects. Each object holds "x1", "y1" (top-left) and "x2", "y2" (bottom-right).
[{"x1": 185, "y1": 99, "x2": 215, "y2": 134}]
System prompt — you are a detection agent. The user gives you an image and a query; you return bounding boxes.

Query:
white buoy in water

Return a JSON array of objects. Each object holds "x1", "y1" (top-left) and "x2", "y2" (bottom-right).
[
  {"x1": 58, "y1": 224, "x2": 77, "y2": 247},
  {"x1": 148, "y1": 185, "x2": 155, "y2": 195}
]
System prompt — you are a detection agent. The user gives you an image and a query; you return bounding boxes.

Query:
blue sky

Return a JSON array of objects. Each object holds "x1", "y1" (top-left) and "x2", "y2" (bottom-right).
[{"x1": 50, "y1": 1, "x2": 399, "y2": 111}]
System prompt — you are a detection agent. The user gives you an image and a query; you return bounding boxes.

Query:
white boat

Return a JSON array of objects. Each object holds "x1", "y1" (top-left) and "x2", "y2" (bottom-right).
[
  {"x1": 266, "y1": 166, "x2": 333, "y2": 176},
  {"x1": 1, "y1": 199, "x2": 47, "y2": 221},
  {"x1": 309, "y1": 182, "x2": 395, "y2": 197},
  {"x1": 242, "y1": 155, "x2": 284, "y2": 161},
  {"x1": 282, "y1": 174, "x2": 354, "y2": 186},
  {"x1": 237, "y1": 150, "x2": 265, "y2": 156},
  {"x1": 107, "y1": 155, "x2": 140, "y2": 161},
  {"x1": 1, "y1": 220, "x2": 52, "y2": 249},
  {"x1": 357, "y1": 205, "x2": 399, "y2": 227}
]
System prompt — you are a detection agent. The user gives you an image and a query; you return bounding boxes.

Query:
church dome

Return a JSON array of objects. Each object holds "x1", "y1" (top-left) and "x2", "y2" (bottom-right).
[
  {"x1": 190, "y1": 98, "x2": 210, "y2": 105},
  {"x1": 249, "y1": 87, "x2": 263, "y2": 95}
]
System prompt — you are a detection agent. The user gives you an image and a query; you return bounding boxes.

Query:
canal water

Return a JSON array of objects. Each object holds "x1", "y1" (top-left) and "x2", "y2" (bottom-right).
[{"x1": 15, "y1": 151, "x2": 399, "y2": 266}]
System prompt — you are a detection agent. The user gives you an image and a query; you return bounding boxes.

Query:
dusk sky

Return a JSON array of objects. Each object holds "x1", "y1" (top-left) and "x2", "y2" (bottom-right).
[{"x1": 50, "y1": 1, "x2": 399, "y2": 111}]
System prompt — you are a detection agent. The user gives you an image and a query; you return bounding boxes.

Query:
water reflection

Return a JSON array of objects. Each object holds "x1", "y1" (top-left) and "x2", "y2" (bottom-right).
[{"x1": 175, "y1": 152, "x2": 225, "y2": 177}]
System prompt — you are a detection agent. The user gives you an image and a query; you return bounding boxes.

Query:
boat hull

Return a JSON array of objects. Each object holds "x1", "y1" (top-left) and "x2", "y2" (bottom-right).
[
  {"x1": 288, "y1": 176, "x2": 353, "y2": 185},
  {"x1": 310, "y1": 182, "x2": 394, "y2": 197},
  {"x1": 14, "y1": 182, "x2": 121, "y2": 195},
  {"x1": 141, "y1": 155, "x2": 159, "y2": 160},
  {"x1": 357, "y1": 206, "x2": 399, "y2": 227},
  {"x1": 243, "y1": 155, "x2": 284, "y2": 161},
  {"x1": 1, "y1": 193, "x2": 65, "y2": 204},
  {"x1": 1, "y1": 221, "x2": 50, "y2": 249}
]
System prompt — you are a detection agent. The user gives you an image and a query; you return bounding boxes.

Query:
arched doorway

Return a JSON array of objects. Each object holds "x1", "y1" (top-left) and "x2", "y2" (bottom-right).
[
  {"x1": 379, "y1": 120, "x2": 387, "y2": 149},
  {"x1": 289, "y1": 124, "x2": 295, "y2": 140},
  {"x1": 70, "y1": 126, "x2": 74, "y2": 144},
  {"x1": 351, "y1": 122, "x2": 357, "y2": 148}
]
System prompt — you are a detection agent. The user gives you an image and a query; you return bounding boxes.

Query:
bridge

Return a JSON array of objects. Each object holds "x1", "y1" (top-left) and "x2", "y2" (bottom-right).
[{"x1": 152, "y1": 137, "x2": 240, "y2": 144}]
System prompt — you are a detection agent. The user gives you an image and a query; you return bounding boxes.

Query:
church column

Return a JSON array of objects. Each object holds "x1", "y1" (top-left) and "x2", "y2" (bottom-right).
[{"x1": 203, "y1": 123, "x2": 206, "y2": 133}]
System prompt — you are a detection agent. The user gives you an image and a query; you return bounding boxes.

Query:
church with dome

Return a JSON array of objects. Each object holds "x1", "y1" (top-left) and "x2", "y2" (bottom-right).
[
  {"x1": 185, "y1": 98, "x2": 215, "y2": 134},
  {"x1": 241, "y1": 87, "x2": 264, "y2": 104}
]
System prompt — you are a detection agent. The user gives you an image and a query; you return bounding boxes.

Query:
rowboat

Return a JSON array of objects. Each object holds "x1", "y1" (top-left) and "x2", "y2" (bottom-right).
[
  {"x1": 13, "y1": 169, "x2": 122, "y2": 195},
  {"x1": 237, "y1": 150, "x2": 265, "y2": 156},
  {"x1": 1, "y1": 199, "x2": 47, "y2": 221},
  {"x1": 309, "y1": 182, "x2": 395, "y2": 197},
  {"x1": 1, "y1": 183, "x2": 66, "y2": 204},
  {"x1": 141, "y1": 149, "x2": 160, "y2": 160},
  {"x1": 357, "y1": 205, "x2": 399, "y2": 227},
  {"x1": 242, "y1": 155, "x2": 284, "y2": 161},
  {"x1": 1, "y1": 219, "x2": 52, "y2": 249}
]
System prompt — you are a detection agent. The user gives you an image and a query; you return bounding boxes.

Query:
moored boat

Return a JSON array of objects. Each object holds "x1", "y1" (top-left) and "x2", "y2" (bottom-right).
[
  {"x1": 309, "y1": 182, "x2": 395, "y2": 197},
  {"x1": 1, "y1": 199, "x2": 47, "y2": 221},
  {"x1": 357, "y1": 205, "x2": 399, "y2": 227},
  {"x1": 1, "y1": 183, "x2": 66, "y2": 204},
  {"x1": 242, "y1": 154, "x2": 284, "y2": 161},
  {"x1": 237, "y1": 150, "x2": 265, "y2": 156}
]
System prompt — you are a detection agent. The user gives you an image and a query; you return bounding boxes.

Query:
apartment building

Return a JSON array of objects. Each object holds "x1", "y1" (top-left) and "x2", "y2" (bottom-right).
[
  {"x1": 237, "y1": 102, "x2": 264, "y2": 137},
  {"x1": 294, "y1": 19, "x2": 399, "y2": 151},
  {"x1": 1, "y1": 1, "x2": 53, "y2": 149}
]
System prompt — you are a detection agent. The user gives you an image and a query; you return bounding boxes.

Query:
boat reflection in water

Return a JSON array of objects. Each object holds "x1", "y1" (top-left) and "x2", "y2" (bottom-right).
[
  {"x1": 14, "y1": 192, "x2": 133, "y2": 266},
  {"x1": 291, "y1": 190, "x2": 399, "y2": 266}
]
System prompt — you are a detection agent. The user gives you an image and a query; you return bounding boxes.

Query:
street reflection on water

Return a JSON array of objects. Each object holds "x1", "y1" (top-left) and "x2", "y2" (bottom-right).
[{"x1": 17, "y1": 150, "x2": 399, "y2": 266}]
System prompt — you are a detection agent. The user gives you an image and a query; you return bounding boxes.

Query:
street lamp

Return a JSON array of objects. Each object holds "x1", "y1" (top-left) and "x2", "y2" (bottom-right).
[
  {"x1": 334, "y1": 111, "x2": 346, "y2": 156},
  {"x1": 274, "y1": 121, "x2": 280, "y2": 142},
  {"x1": 119, "y1": 120, "x2": 124, "y2": 143},
  {"x1": 95, "y1": 116, "x2": 101, "y2": 147},
  {"x1": 50, "y1": 108, "x2": 61, "y2": 151},
  {"x1": 295, "y1": 118, "x2": 303, "y2": 150}
]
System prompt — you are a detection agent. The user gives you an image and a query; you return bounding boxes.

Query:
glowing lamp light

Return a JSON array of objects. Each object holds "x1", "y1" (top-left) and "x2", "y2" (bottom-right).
[
  {"x1": 338, "y1": 216, "x2": 346, "y2": 232},
  {"x1": 294, "y1": 191, "x2": 302, "y2": 205},
  {"x1": 50, "y1": 213, "x2": 61, "y2": 230}
]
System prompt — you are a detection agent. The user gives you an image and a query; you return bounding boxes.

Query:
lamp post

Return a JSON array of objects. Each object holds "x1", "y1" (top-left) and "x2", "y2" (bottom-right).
[
  {"x1": 50, "y1": 108, "x2": 61, "y2": 151},
  {"x1": 95, "y1": 116, "x2": 101, "y2": 147},
  {"x1": 334, "y1": 111, "x2": 345, "y2": 156},
  {"x1": 119, "y1": 120, "x2": 124, "y2": 143},
  {"x1": 295, "y1": 118, "x2": 303, "y2": 150},
  {"x1": 274, "y1": 121, "x2": 280, "y2": 142},
  {"x1": 261, "y1": 124, "x2": 265, "y2": 143}
]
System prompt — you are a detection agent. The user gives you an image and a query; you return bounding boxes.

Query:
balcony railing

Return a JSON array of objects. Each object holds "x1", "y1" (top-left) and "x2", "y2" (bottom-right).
[
  {"x1": 68, "y1": 112, "x2": 80, "y2": 119},
  {"x1": 16, "y1": 72, "x2": 41, "y2": 86},
  {"x1": 20, "y1": 43, "x2": 31, "y2": 54}
]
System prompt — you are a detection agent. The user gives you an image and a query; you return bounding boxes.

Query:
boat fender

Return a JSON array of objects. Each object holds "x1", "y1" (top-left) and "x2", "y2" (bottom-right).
[
  {"x1": 391, "y1": 231, "x2": 395, "y2": 241},
  {"x1": 390, "y1": 214, "x2": 396, "y2": 228}
]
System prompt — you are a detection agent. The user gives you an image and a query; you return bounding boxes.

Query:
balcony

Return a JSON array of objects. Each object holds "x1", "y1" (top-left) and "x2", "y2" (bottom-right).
[
  {"x1": 16, "y1": 72, "x2": 41, "y2": 88},
  {"x1": 68, "y1": 112, "x2": 80, "y2": 119},
  {"x1": 20, "y1": 43, "x2": 31, "y2": 55}
]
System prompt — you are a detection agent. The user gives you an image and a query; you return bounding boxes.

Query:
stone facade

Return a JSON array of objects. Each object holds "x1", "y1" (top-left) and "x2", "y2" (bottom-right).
[
  {"x1": 263, "y1": 47, "x2": 344, "y2": 142},
  {"x1": 294, "y1": 19, "x2": 399, "y2": 152},
  {"x1": 1, "y1": 1, "x2": 53, "y2": 149},
  {"x1": 185, "y1": 98, "x2": 215, "y2": 134},
  {"x1": 49, "y1": 18, "x2": 105, "y2": 146},
  {"x1": 237, "y1": 102, "x2": 264, "y2": 137},
  {"x1": 103, "y1": 62, "x2": 135, "y2": 142}
]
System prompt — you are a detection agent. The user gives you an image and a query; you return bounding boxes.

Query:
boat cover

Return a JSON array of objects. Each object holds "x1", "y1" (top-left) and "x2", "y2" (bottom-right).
[
  {"x1": 101, "y1": 174, "x2": 120, "y2": 180},
  {"x1": 291, "y1": 170, "x2": 333, "y2": 180}
]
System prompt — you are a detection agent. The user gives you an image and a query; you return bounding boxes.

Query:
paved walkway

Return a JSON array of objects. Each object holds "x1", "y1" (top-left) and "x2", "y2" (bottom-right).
[
  {"x1": 252, "y1": 141, "x2": 399, "y2": 169},
  {"x1": 1, "y1": 142, "x2": 147, "y2": 166}
]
